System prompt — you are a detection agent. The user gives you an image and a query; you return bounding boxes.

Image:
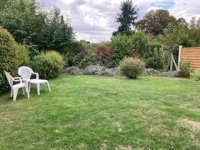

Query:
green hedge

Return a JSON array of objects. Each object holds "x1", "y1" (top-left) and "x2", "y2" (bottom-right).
[{"x1": 0, "y1": 26, "x2": 19, "y2": 95}]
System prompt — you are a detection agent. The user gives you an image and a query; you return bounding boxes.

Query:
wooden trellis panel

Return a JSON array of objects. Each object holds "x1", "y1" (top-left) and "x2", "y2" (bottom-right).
[{"x1": 179, "y1": 47, "x2": 200, "y2": 70}]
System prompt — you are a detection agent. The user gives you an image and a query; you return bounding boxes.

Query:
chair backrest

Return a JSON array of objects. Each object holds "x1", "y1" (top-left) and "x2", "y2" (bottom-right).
[
  {"x1": 4, "y1": 71, "x2": 14, "y2": 87},
  {"x1": 18, "y1": 66, "x2": 34, "y2": 80}
]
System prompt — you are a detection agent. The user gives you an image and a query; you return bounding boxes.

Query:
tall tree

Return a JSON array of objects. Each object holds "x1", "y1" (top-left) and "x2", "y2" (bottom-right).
[
  {"x1": 0, "y1": 0, "x2": 74, "y2": 57},
  {"x1": 136, "y1": 9, "x2": 177, "y2": 35},
  {"x1": 188, "y1": 17, "x2": 200, "y2": 46},
  {"x1": 0, "y1": 0, "x2": 46, "y2": 46},
  {"x1": 176, "y1": 17, "x2": 188, "y2": 26},
  {"x1": 113, "y1": 0, "x2": 139, "y2": 36},
  {"x1": 43, "y1": 7, "x2": 73, "y2": 54}
]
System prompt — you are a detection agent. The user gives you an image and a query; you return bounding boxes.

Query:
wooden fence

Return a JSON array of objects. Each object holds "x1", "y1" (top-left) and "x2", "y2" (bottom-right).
[{"x1": 179, "y1": 46, "x2": 200, "y2": 70}]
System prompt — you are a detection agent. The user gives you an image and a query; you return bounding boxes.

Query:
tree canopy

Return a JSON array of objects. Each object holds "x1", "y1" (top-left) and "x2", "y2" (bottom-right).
[
  {"x1": 136, "y1": 9, "x2": 177, "y2": 35},
  {"x1": 158, "y1": 23, "x2": 195, "y2": 52},
  {"x1": 188, "y1": 17, "x2": 200, "y2": 46},
  {"x1": 43, "y1": 7, "x2": 73, "y2": 54},
  {"x1": 0, "y1": 0, "x2": 74, "y2": 58},
  {"x1": 0, "y1": 0, "x2": 46, "y2": 45},
  {"x1": 113, "y1": 0, "x2": 139, "y2": 36}
]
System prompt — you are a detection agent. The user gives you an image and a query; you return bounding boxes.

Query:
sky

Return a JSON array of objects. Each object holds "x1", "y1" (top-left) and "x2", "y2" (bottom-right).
[{"x1": 37, "y1": 0, "x2": 200, "y2": 43}]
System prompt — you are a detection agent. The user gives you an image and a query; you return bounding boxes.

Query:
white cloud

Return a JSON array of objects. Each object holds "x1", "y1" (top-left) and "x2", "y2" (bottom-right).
[
  {"x1": 38, "y1": 0, "x2": 200, "y2": 43},
  {"x1": 170, "y1": 0, "x2": 200, "y2": 22}
]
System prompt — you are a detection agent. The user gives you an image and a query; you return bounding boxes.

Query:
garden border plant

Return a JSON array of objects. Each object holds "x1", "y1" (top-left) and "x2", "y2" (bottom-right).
[
  {"x1": 0, "y1": 27, "x2": 19, "y2": 95},
  {"x1": 119, "y1": 57, "x2": 146, "y2": 79}
]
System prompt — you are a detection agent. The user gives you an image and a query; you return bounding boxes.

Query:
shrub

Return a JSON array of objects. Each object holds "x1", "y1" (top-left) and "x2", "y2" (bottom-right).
[
  {"x1": 193, "y1": 70, "x2": 200, "y2": 80},
  {"x1": 30, "y1": 55, "x2": 50, "y2": 79},
  {"x1": 83, "y1": 52, "x2": 99, "y2": 67},
  {"x1": 45, "y1": 51, "x2": 64, "y2": 69},
  {"x1": 16, "y1": 43, "x2": 30, "y2": 66},
  {"x1": 110, "y1": 31, "x2": 148, "y2": 68},
  {"x1": 64, "y1": 42, "x2": 86, "y2": 67},
  {"x1": 27, "y1": 43, "x2": 40, "y2": 60},
  {"x1": 84, "y1": 65, "x2": 105, "y2": 75},
  {"x1": 101, "y1": 68, "x2": 120, "y2": 76},
  {"x1": 30, "y1": 51, "x2": 64, "y2": 79},
  {"x1": 119, "y1": 57, "x2": 145, "y2": 79},
  {"x1": 110, "y1": 34, "x2": 133, "y2": 67},
  {"x1": 63, "y1": 66, "x2": 119, "y2": 76},
  {"x1": 144, "y1": 46, "x2": 170, "y2": 71},
  {"x1": 95, "y1": 46, "x2": 113, "y2": 66},
  {"x1": 64, "y1": 66, "x2": 83, "y2": 75},
  {"x1": 130, "y1": 30, "x2": 148, "y2": 57},
  {"x1": 179, "y1": 61, "x2": 190, "y2": 78},
  {"x1": 143, "y1": 43, "x2": 162, "y2": 70},
  {"x1": 0, "y1": 26, "x2": 19, "y2": 95}
]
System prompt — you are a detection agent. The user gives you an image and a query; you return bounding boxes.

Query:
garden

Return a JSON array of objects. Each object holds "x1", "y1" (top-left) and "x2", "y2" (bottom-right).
[{"x1": 0, "y1": 0, "x2": 200, "y2": 149}]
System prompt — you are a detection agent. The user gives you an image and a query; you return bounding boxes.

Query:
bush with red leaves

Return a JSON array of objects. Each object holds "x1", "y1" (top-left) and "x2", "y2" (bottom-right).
[{"x1": 95, "y1": 46, "x2": 113, "y2": 66}]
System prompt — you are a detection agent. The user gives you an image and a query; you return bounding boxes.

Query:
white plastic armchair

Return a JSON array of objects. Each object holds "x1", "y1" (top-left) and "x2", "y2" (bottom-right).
[
  {"x1": 18, "y1": 66, "x2": 51, "y2": 95},
  {"x1": 4, "y1": 71, "x2": 29, "y2": 101},
  {"x1": 18, "y1": 66, "x2": 39, "y2": 80}
]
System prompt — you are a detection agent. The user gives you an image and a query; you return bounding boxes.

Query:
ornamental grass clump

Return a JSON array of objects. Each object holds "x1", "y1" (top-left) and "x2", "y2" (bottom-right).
[{"x1": 119, "y1": 57, "x2": 145, "y2": 79}]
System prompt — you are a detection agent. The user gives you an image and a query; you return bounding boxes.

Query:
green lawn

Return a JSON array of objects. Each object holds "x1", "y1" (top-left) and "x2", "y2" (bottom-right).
[{"x1": 0, "y1": 75, "x2": 200, "y2": 150}]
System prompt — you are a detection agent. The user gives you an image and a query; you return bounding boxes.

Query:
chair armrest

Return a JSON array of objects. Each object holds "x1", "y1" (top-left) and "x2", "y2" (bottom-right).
[
  {"x1": 32, "y1": 72, "x2": 39, "y2": 79},
  {"x1": 13, "y1": 77, "x2": 23, "y2": 84}
]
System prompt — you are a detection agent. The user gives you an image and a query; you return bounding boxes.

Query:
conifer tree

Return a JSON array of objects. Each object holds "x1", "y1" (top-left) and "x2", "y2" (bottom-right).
[{"x1": 113, "y1": 0, "x2": 139, "y2": 36}]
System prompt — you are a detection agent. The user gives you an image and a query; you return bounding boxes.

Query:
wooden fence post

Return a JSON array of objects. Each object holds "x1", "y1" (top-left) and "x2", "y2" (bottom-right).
[
  {"x1": 178, "y1": 45, "x2": 182, "y2": 71},
  {"x1": 170, "y1": 52, "x2": 178, "y2": 71},
  {"x1": 170, "y1": 52, "x2": 173, "y2": 71}
]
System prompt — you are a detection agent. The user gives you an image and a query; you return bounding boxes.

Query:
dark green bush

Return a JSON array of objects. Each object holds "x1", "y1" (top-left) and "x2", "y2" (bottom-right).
[
  {"x1": 109, "y1": 34, "x2": 133, "y2": 67},
  {"x1": 30, "y1": 51, "x2": 64, "y2": 79},
  {"x1": 64, "y1": 42, "x2": 102, "y2": 68},
  {"x1": 0, "y1": 26, "x2": 19, "y2": 95},
  {"x1": 143, "y1": 45, "x2": 170, "y2": 71},
  {"x1": 27, "y1": 43, "x2": 39, "y2": 60},
  {"x1": 110, "y1": 31, "x2": 148, "y2": 68},
  {"x1": 179, "y1": 61, "x2": 190, "y2": 78},
  {"x1": 119, "y1": 57, "x2": 145, "y2": 79},
  {"x1": 64, "y1": 42, "x2": 87, "y2": 67},
  {"x1": 143, "y1": 43, "x2": 162, "y2": 70}
]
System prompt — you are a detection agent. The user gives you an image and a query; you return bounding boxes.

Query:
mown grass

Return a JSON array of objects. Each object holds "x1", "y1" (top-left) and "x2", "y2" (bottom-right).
[{"x1": 0, "y1": 75, "x2": 200, "y2": 150}]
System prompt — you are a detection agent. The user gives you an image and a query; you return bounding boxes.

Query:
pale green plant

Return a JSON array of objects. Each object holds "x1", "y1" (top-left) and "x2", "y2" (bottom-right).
[
  {"x1": 193, "y1": 70, "x2": 200, "y2": 80},
  {"x1": 16, "y1": 43, "x2": 30, "y2": 66},
  {"x1": 119, "y1": 57, "x2": 145, "y2": 79}
]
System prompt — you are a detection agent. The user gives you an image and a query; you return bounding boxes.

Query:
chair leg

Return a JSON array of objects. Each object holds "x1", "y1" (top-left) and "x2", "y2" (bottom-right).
[
  {"x1": 27, "y1": 91, "x2": 30, "y2": 99},
  {"x1": 22, "y1": 88, "x2": 25, "y2": 95},
  {"x1": 13, "y1": 88, "x2": 19, "y2": 101},
  {"x1": 29, "y1": 83, "x2": 31, "y2": 92},
  {"x1": 10, "y1": 90, "x2": 13, "y2": 97},
  {"x1": 37, "y1": 83, "x2": 40, "y2": 95},
  {"x1": 25, "y1": 83, "x2": 30, "y2": 99},
  {"x1": 47, "y1": 81, "x2": 51, "y2": 92}
]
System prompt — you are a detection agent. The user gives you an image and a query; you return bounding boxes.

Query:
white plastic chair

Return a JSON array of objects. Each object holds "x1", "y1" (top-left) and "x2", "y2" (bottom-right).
[
  {"x1": 18, "y1": 66, "x2": 51, "y2": 95},
  {"x1": 4, "y1": 71, "x2": 29, "y2": 101}
]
